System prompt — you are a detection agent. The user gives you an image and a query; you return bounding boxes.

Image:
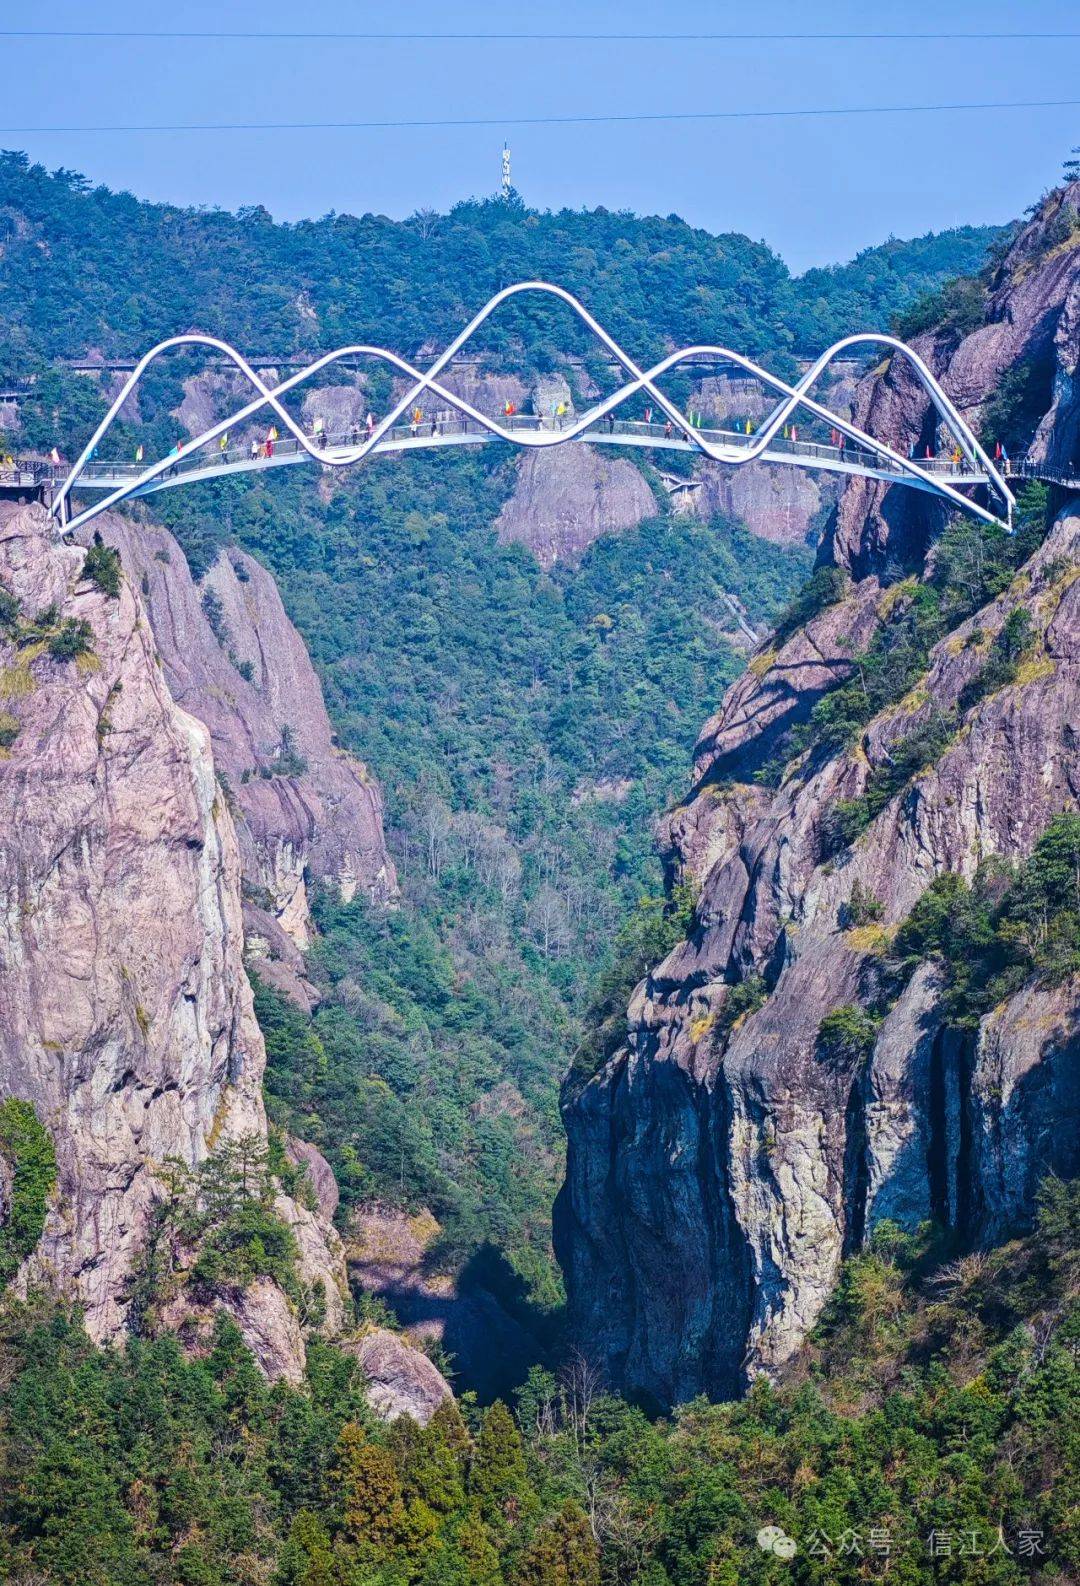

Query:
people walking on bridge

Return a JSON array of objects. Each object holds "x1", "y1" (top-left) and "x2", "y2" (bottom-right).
[
  {"x1": 410, "y1": 406, "x2": 422, "y2": 437},
  {"x1": 250, "y1": 438, "x2": 260, "y2": 461},
  {"x1": 664, "y1": 419, "x2": 673, "y2": 440},
  {"x1": 606, "y1": 411, "x2": 616, "y2": 434}
]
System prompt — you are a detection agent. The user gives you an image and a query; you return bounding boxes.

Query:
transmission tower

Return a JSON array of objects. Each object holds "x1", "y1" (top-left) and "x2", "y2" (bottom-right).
[{"x1": 501, "y1": 142, "x2": 512, "y2": 199}]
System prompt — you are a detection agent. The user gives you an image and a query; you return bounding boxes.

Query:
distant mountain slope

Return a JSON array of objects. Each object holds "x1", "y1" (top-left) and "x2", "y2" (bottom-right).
[{"x1": 0, "y1": 150, "x2": 1001, "y2": 378}]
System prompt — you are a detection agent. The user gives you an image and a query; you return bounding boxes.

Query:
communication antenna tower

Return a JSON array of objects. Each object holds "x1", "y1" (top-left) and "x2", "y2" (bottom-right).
[{"x1": 501, "y1": 142, "x2": 512, "y2": 199}]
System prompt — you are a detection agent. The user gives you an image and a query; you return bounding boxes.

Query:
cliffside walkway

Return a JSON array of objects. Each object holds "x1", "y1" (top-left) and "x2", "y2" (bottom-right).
[{"x1": 20, "y1": 282, "x2": 1020, "y2": 535}]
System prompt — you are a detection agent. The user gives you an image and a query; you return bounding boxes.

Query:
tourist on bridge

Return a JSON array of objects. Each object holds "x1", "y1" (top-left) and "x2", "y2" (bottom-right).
[
  {"x1": 410, "y1": 407, "x2": 422, "y2": 436},
  {"x1": 664, "y1": 419, "x2": 673, "y2": 440},
  {"x1": 250, "y1": 438, "x2": 260, "y2": 461},
  {"x1": 606, "y1": 411, "x2": 616, "y2": 434}
]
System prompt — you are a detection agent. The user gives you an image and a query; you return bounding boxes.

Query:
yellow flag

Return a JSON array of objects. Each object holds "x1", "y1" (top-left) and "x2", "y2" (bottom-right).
[
  {"x1": 219, "y1": 432, "x2": 229, "y2": 451},
  {"x1": 135, "y1": 444, "x2": 144, "y2": 463},
  {"x1": 268, "y1": 425, "x2": 279, "y2": 442}
]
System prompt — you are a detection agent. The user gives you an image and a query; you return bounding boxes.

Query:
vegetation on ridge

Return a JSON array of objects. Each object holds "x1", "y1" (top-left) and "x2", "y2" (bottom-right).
[{"x1": 0, "y1": 1180, "x2": 1075, "y2": 1584}]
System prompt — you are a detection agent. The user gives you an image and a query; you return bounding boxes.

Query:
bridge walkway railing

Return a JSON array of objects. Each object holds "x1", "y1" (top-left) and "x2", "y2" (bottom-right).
[{"x1": 65, "y1": 413, "x2": 992, "y2": 489}]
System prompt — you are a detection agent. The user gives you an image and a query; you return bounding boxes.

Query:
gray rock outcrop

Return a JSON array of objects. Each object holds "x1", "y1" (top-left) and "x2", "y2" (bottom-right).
[
  {"x1": 0, "y1": 502, "x2": 345, "y2": 1373},
  {"x1": 344, "y1": 1327, "x2": 453, "y2": 1424},
  {"x1": 496, "y1": 445, "x2": 657, "y2": 568},
  {"x1": 90, "y1": 517, "x2": 396, "y2": 951},
  {"x1": 830, "y1": 180, "x2": 1080, "y2": 578}
]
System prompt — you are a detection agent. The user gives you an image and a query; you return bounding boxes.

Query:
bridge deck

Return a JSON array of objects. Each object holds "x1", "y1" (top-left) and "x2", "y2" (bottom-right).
[{"x1": 47, "y1": 416, "x2": 994, "y2": 501}]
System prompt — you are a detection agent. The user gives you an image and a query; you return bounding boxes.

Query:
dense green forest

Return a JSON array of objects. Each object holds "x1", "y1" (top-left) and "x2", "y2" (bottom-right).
[
  {"x1": 0, "y1": 150, "x2": 1000, "y2": 377},
  {"x1": 1, "y1": 1180, "x2": 1075, "y2": 1585}
]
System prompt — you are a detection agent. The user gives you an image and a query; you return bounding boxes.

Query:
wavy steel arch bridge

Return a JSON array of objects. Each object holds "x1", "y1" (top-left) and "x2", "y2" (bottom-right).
[{"x1": 43, "y1": 282, "x2": 1015, "y2": 536}]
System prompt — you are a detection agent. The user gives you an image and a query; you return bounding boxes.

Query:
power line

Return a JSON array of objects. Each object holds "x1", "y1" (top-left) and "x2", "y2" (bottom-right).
[
  {"x1": 3, "y1": 96, "x2": 1080, "y2": 136},
  {"x1": 2, "y1": 29, "x2": 1080, "y2": 41}
]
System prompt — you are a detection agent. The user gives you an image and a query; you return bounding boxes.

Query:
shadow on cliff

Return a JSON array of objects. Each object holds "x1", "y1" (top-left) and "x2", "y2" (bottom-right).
[{"x1": 366, "y1": 1242, "x2": 562, "y2": 1405}]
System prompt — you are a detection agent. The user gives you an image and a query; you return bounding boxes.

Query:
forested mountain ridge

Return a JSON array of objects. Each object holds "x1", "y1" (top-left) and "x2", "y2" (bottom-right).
[{"x1": 0, "y1": 149, "x2": 1000, "y2": 375}]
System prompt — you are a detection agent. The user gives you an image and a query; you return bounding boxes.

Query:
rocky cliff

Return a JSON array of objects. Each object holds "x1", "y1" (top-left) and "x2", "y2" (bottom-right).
[
  {"x1": 90, "y1": 518, "x2": 396, "y2": 972},
  {"x1": 0, "y1": 501, "x2": 345, "y2": 1373},
  {"x1": 831, "y1": 179, "x2": 1080, "y2": 578},
  {"x1": 496, "y1": 444, "x2": 658, "y2": 568},
  {"x1": 556, "y1": 185, "x2": 1080, "y2": 1410},
  {"x1": 0, "y1": 501, "x2": 449, "y2": 1413}
]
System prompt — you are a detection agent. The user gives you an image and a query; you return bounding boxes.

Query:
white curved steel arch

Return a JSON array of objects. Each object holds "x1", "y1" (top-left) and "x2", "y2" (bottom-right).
[{"x1": 52, "y1": 281, "x2": 1013, "y2": 535}]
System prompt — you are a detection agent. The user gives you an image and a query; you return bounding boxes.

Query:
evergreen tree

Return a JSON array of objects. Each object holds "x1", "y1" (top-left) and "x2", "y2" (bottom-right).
[
  {"x1": 274, "y1": 1510, "x2": 336, "y2": 1586},
  {"x1": 336, "y1": 1423, "x2": 406, "y2": 1551},
  {"x1": 514, "y1": 1502, "x2": 599, "y2": 1586},
  {"x1": 470, "y1": 1401, "x2": 529, "y2": 1527}
]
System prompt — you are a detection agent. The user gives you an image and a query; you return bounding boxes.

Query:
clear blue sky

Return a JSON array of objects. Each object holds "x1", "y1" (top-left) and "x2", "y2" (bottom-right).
[{"x1": 5, "y1": 0, "x2": 1080, "y2": 270}]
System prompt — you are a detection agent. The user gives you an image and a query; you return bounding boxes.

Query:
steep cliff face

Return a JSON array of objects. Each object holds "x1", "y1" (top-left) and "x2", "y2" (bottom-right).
[
  {"x1": 831, "y1": 180, "x2": 1080, "y2": 578},
  {"x1": 92, "y1": 517, "x2": 396, "y2": 961},
  {"x1": 0, "y1": 502, "x2": 344, "y2": 1372},
  {"x1": 557, "y1": 190, "x2": 1080, "y2": 1410},
  {"x1": 495, "y1": 444, "x2": 658, "y2": 568},
  {"x1": 693, "y1": 461, "x2": 831, "y2": 550}
]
